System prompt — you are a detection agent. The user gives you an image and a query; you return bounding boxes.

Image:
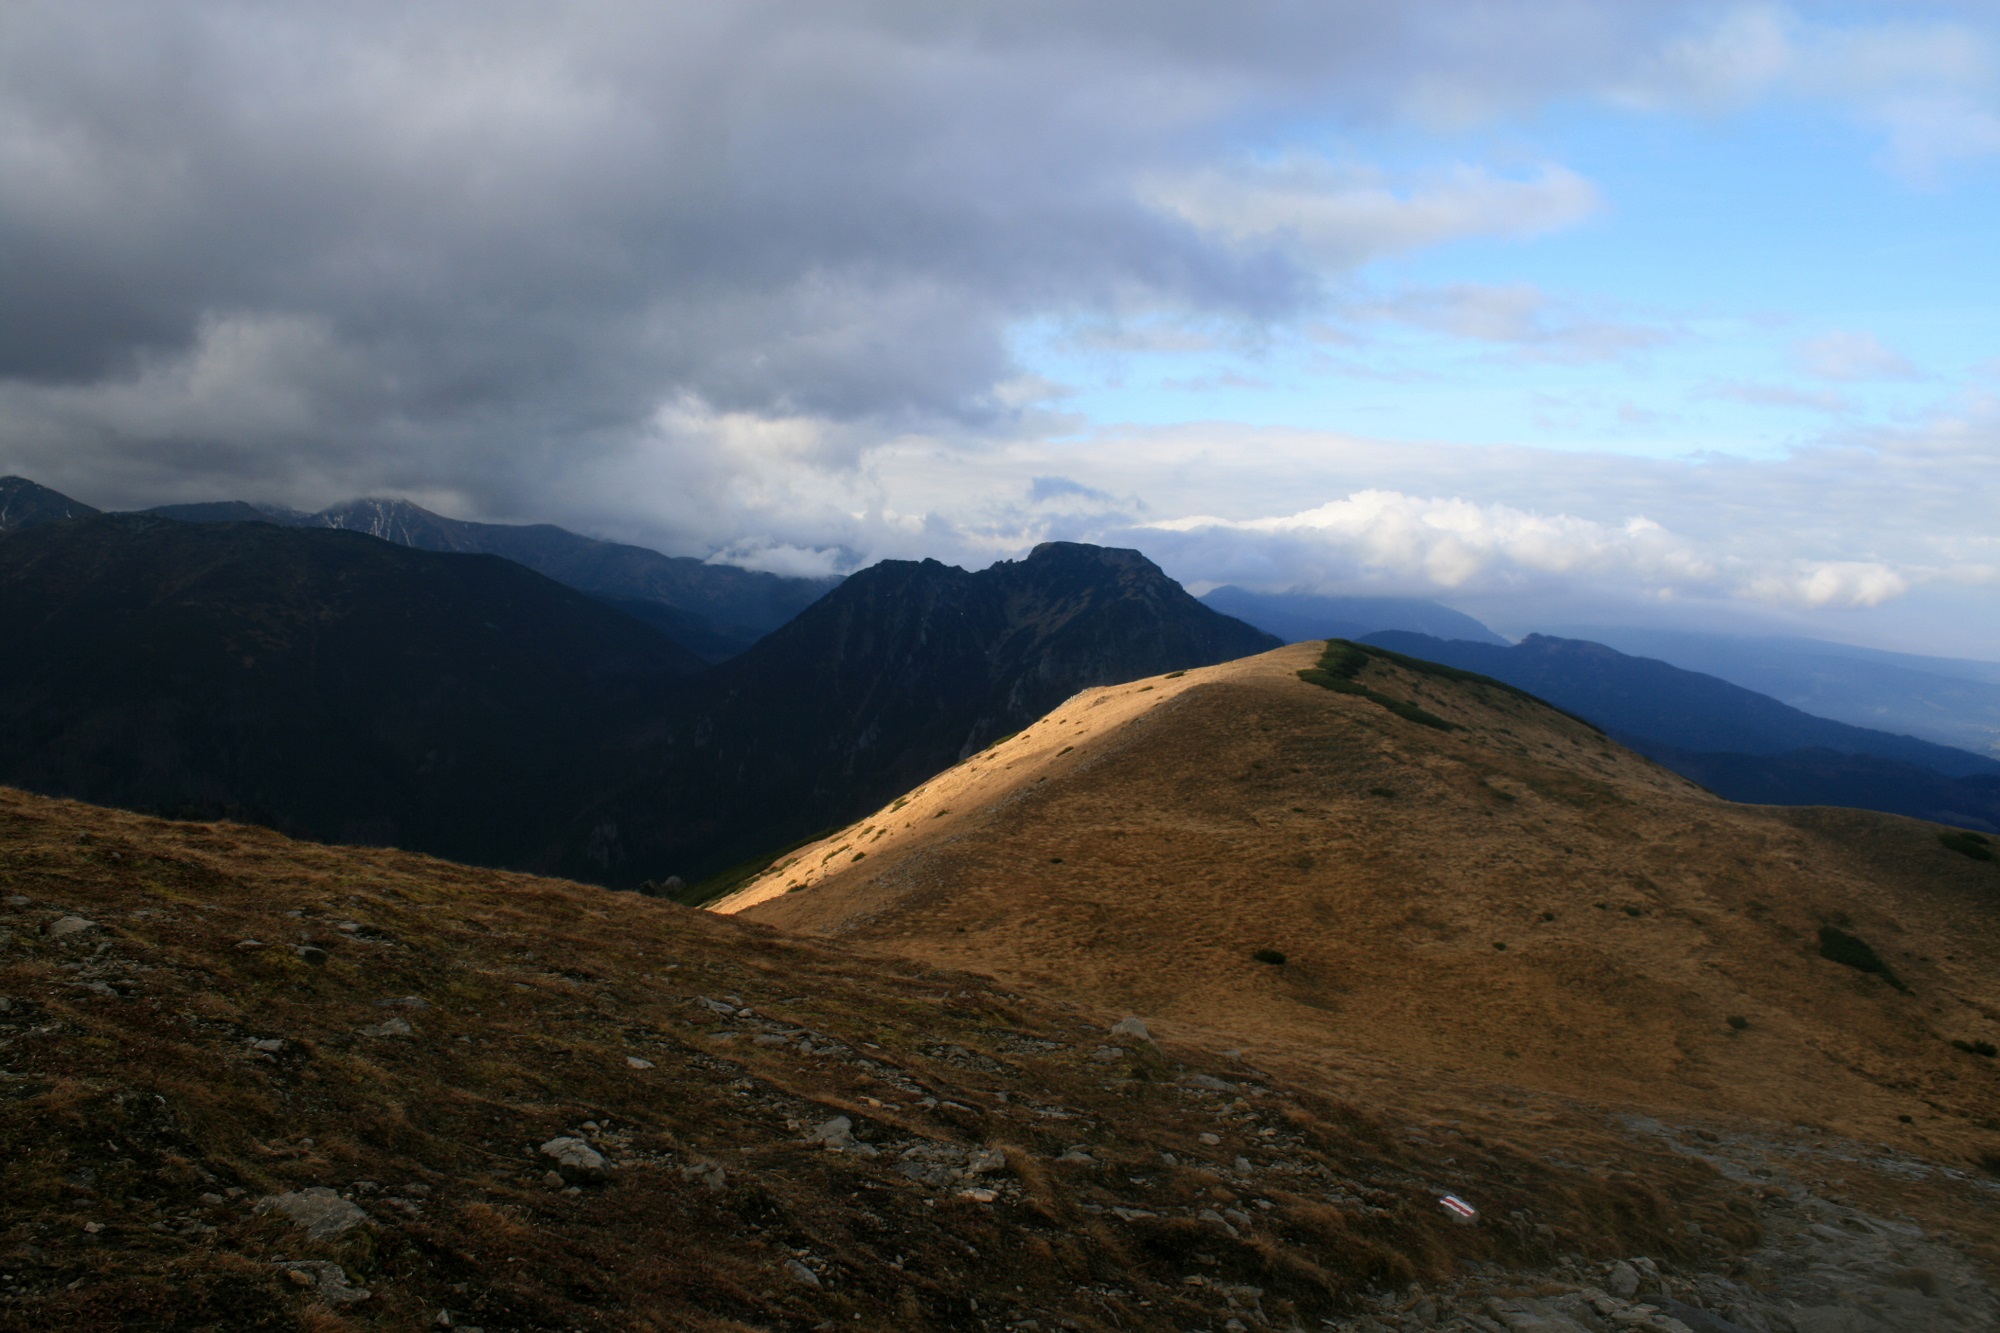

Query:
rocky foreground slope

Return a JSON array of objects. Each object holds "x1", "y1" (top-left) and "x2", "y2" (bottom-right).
[{"x1": 0, "y1": 783, "x2": 1830, "y2": 1331}]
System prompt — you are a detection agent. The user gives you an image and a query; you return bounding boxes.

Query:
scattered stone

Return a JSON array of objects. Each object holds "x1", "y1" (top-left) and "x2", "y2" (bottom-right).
[
  {"x1": 272, "y1": 1260, "x2": 370, "y2": 1304},
  {"x1": 257, "y1": 1188, "x2": 369, "y2": 1241},
  {"x1": 539, "y1": 1135, "x2": 610, "y2": 1181},
  {"x1": 359, "y1": 1017, "x2": 413, "y2": 1038},
  {"x1": 377, "y1": 995, "x2": 429, "y2": 1009},
  {"x1": 247, "y1": 1038, "x2": 285, "y2": 1054},
  {"x1": 625, "y1": 1056, "x2": 655, "y2": 1069},
  {"x1": 785, "y1": 1258, "x2": 822, "y2": 1288},
  {"x1": 1182, "y1": 1073, "x2": 1233, "y2": 1091},
  {"x1": 1090, "y1": 1046, "x2": 1128, "y2": 1062},
  {"x1": 3, "y1": 895, "x2": 29, "y2": 907},
  {"x1": 46, "y1": 915, "x2": 97, "y2": 939},
  {"x1": 1198, "y1": 1132, "x2": 1221, "y2": 1146},
  {"x1": 295, "y1": 945, "x2": 329, "y2": 966},
  {"x1": 234, "y1": 939, "x2": 269, "y2": 951},
  {"x1": 1058, "y1": 1149, "x2": 1094, "y2": 1164},
  {"x1": 541, "y1": 1171, "x2": 564, "y2": 1188},
  {"x1": 1110, "y1": 1016, "x2": 1150, "y2": 1041},
  {"x1": 808, "y1": 1116, "x2": 855, "y2": 1149},
  {"x1": 965, "y1": 1147, "x2": 1008, "y2": 1174},
  {"x1": 1607, "y1": 1261, "x2": 1641, "y2": 1299},
  {"x1": 958, "y1": 1186, "x2": 998, "y2": 1203}
]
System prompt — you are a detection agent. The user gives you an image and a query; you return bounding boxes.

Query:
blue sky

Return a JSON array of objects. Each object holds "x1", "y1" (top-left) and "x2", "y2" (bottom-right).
[{"x1": 3, "y1": 2, "x2": 1999, "y2": 654}]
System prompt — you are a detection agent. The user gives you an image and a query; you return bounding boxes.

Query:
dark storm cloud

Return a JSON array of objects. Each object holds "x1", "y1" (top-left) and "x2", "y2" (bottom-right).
[{"x1": 0, "y1": 1, "x2": 1716, "y2": 526}]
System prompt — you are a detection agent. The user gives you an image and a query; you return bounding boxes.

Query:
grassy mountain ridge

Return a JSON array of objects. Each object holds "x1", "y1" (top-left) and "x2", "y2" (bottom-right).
[{"x1": 721, "y1": 642, "x2": 2000, "y2": 1160}]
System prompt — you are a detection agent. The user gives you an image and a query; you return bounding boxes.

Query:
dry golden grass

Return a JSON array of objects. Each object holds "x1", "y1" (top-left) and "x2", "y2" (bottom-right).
[
  {"x1": 723, "y1": 642, "x2": 2000, "y2": 1181},
  {"x1": 0, "y1": 782, "x2": 1778, "y2": 1329}
]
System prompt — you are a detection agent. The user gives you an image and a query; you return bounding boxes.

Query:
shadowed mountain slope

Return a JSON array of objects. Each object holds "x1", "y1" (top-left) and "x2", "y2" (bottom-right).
[
  {"x1": 0, "y1": 515, "x2": 702, "y2": 870},
  {"x1": 146, "y1": 494, "x2": 837, "y2": 660},
  {"x1": 600, "y1": 542, "x2": 1283, "y2": 881},
  {"x1": 0, "y1": 476, "x2": 98, "y2": 531},
  {"x1": 0, "y1": 520, "x2": 1276, "y2": 885},
  {"x1": 1201, "y1": 587, "x2": 1506, "y2": 646},
  {"x1": 721, "y1": 642, "x2": 2000, "y2": 1164}
]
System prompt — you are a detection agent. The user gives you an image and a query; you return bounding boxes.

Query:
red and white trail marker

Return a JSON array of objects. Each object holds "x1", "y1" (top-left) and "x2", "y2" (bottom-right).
[{"x1": 1438, "y1": 1194, "x2": 1478, "y2": 1222}]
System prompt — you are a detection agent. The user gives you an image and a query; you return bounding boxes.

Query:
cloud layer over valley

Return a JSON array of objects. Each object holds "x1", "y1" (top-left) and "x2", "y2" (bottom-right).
[{"x1": 4, "y1": 2, "x2": 2000, "y2": 652}]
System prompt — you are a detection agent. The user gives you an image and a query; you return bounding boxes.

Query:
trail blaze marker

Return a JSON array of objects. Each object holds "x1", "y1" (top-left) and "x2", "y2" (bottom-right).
[{"x1": 1439, "y1": 1194, "x2": 1477, "y2": 1222}]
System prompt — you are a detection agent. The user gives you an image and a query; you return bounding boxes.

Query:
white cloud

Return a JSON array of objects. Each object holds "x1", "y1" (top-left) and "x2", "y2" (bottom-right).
[
  {"x1": 1794, "y1": 330, "x2": 1917, "y2": 381},
  {"x1": 1141, "y1": 489, "x2": 1921, "y2": 611},
  {"x1": 1341, "y1": 282, "x2": 1674, "y2": 363},
  {"x1": 1144, "y1": 157, "x2": 1601, "y2": 269}
]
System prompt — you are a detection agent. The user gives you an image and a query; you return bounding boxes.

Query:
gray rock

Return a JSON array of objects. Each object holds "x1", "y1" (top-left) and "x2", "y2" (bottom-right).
[
  {"x1": 1110, "y1": 1016, "x2": 1150, "y2": 1041},
  {"x1": 1058, "y1": 1149, "x2": 1094, "y2": 1164},
  {"x1": 808, "y1": 1116, "x2": 854, "y2": 1149},
  {"x1": 1651, "y1": 1297, "x2": 1752, "y2": 1333},
  {"x1": 376, "y1": 995, "x2": 429, "y2": 1009},
  {"x1": 248, "y1": 1038, "x2": 285, "y2": 1054},
  {"x1": 539, "y1": 1136, "x2": 609, "y2": 1181},
  {"x1": 965, "y1": 1147, "x2": 1008, "y2": 1174},
  {"x1": 1608, "y1": 1261, "x2": 1642, "y2": 1299},
  {"x1": 271, "y1": 1259, "x2": 371, "y2": 1304},
  {"x1": 1182, "y1": 1073, "x2": 1234, "y2": 1091},
  {"x1": 295, "y1": 945, "x2": 329, "y2": 966},
  {"x1": 785, "y1": 1258, "x2": 822, "y2": 1288},
  {"x1": 258, "y1": 1188, "x2": 369, "y2": 1241},
  {"x1": 1090, "y1": 1045, "x2": 1129, "y2": 1062},
  {"x1": 359, "y1": 1017, "x2": 413, "y2": 1038},
  {"x1": 1786, "y1": 1311, "x2": 1875, "y2": 1333},
  {"x1": 46, "y1": 916, "x2": 97, "y2": 939},
  {"x1": 3, "y1": 895, "x2": 29, "y2": 907}
]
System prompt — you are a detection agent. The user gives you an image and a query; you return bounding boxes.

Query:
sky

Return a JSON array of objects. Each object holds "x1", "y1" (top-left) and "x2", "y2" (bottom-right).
[{"x1": 4, "y1": 2, "x2": 2000, "y2": 655}]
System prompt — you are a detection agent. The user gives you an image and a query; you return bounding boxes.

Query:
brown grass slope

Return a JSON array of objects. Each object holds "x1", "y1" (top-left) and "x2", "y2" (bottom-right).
[
  {"x1": 0, "y1": 785, "x2": 1774, "y2": 1331},
  {"x1": 721, "y1": 642, "x2": 2000, "y2": 1167}
]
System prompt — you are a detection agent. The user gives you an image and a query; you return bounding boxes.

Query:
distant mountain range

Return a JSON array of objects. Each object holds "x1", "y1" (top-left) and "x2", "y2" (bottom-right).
[
  {"x1": 141, "y1": 494, "x2": 839, "y2": 661},
  {"x1": 1199, "y1": 586, "x2": 1507, "y2": 646},
  {"x1": 1551, "y1": 624, "x2": 2000, "y2": 760},
  {"x1": 1364, "y1": 631, "x2": 2000, "y2": 832},
  {"x1": 0, "y1": 499, "x2": 1274, "y2": 882}
]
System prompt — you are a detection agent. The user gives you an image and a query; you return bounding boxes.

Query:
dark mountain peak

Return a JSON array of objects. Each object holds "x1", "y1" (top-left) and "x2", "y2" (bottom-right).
[
  {"x1": 1022, "y1": 539, "x2": 1152, "y2": 570},
  {"x1": 0, "y1": 477, "x2": 99, "y2": 532},
  {"x1": 1517, "y1": 633, "x2": 1625, "y2": 659},
  {"x1": 142, "y1": 500, "x2": 313, "y2": 525},
  {"x1": 1199, "y1": 585, "x2": 1507, "y2": 647}
]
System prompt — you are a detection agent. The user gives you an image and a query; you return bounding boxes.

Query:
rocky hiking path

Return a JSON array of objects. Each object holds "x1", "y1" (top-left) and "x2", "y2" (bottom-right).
[{"x1": 1333, "y1": 1115, "x2": 2000, "y2": 1331}]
